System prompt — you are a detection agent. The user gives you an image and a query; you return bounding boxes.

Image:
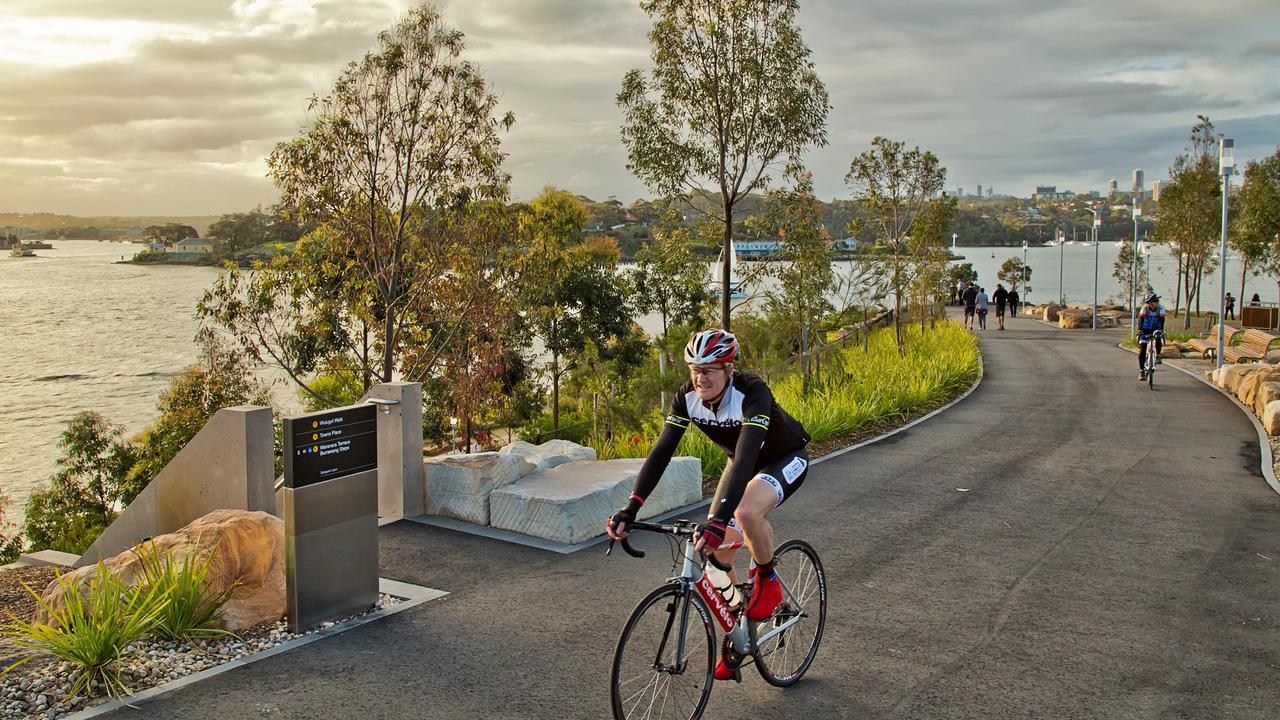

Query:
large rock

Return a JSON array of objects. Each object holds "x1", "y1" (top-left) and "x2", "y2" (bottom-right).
[
  {"x1": 1265, "y1": 400, "x2": 1280, "y2": 435},
  {"x1": 1058, "y1": 310, "x2": 1092, "y2": 329},
  {"x1": 1235, "y1": 366, "x2": 1280, "y2": 408},
  {"x1": 499, "y1": 440, "x2": 596, "y2": 472},
  {"x1": 1042, "y1": 304, "x2": 1064, "y2": 322},
  {"x1": 1160, "y1": 345, "x2": 1182, "y2": 359},
  {"x1": 1216, "y1": 363, "x2": 1261, "y2": 394},
  {"x1": 40, "y1": 510, "x2": 284, "y2": 631},
  {"x1": 489, "y1": 457, "x2": 701, "y2": 544},
  {"x1": 423, "y1": 451, "x2": 533, "y2": 524},
  {"x1": 1253, "y1": 381, "x2": 1280, "y2": 417}
]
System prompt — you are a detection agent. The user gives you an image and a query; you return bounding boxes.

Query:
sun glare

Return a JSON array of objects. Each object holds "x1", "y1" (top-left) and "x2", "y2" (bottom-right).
[{"x1": 0, "y1": 14, "x2": 175, "y2": 67}]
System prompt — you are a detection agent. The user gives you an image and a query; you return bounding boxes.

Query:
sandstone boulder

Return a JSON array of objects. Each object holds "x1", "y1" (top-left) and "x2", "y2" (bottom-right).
[
  {"x1": 1265, "y1": 400, "x2": 1280, "y2": 435},
  {"x1": 1160, "y1": 345, "x2": 1182, "y2": 359},
  {"x1": 40, "y1": 510, "x2": 284, "y2": 631},
  {"x1": 423, "y1": 451, "x2": 533, "y2": 524},
  {"x1": 1235, "y1": 366, "x2": 1280, "y2": 409},
  {"x1": 1253, "y1": 381, "x2": 1280, "y2": 417},
  {"x1": 1059, "y1": 310, "x2": 1092, "y2": 329},
  {"x1": 1215, "y1": 363, "x2": 1261, "y2": 394},
  {"x1": 500, "y1": 439, "x2": 597, "y2": 472},
  {"x1": 1042, "y1": 304, "x2": 1063, "y2": 322}
]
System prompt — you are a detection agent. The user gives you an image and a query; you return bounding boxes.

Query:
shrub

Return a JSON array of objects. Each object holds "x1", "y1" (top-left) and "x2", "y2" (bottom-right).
[
  {"x1": 1, "y1": 562, "x2": 169, "y2": 699},
  {"x1": 135, "y1": 542, "x2": 238, "y2": 643}
]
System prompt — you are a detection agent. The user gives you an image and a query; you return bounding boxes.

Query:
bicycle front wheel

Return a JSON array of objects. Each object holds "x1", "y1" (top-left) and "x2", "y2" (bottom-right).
[
  {"x1": 611, "y1": 583, "x2": 715, "y2": 720},
  {"x1": 754, "y1": 539, "x2": 827, "y2": 687}
]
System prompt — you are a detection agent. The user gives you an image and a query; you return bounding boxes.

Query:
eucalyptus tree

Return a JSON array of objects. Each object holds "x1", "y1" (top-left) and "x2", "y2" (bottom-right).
[
  {"x1": 748, "y1": 175, "x2": 834, "y2": 388},
  {"x1": 630, "y1": 221, "x2": 715, "y2": 358},
  {"x1": 846, "y1": 136, "x2": 949, "y2": 353},
  {"x1": 1151, "y1": 116, "x2": 1222, "y2": 328},
  {"x1": 1232, "y1": 148, "x2": 1280, "y2": 299},
  {"x1": 267, "y1": 5, "x2": 514, "y2": 382},
  {"x1": 617, "y1": 0, "x2": 830, "y2": 328}
]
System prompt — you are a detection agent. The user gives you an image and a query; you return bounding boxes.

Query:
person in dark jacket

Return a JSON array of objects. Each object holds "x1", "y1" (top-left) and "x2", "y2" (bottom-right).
[
  {"x1": 992, "y1": 284, "x2": 1010, "y2": 330},
  {"x1": 1007, "y1": 287, "x2": 1020, "y2": 320},
  {"x1": 962, "y1": 284, "x2": 979, "y2": 329}
]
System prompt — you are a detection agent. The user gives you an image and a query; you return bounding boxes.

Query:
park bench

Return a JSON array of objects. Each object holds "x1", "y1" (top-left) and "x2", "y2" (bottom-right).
[
  {"x1": 1185, "y1": 324, "x2": 1241, "y2": 359},
  {"x1": 1222, "y1": 328, "x2": 1280, "y2": 364}
]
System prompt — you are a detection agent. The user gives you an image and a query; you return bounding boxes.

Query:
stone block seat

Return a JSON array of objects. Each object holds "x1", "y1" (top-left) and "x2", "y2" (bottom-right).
[{"x1": 489, "y1": 457, "x2": 702, "y2": 545}]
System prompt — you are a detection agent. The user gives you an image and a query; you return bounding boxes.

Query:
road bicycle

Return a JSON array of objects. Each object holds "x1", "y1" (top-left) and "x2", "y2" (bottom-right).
[
  {"x1": 1140, "y1": 330, "x2": 1164, "y2": 390},
  {"x1": 606, "y1": 519, "x2": 826, "y2": 720}
]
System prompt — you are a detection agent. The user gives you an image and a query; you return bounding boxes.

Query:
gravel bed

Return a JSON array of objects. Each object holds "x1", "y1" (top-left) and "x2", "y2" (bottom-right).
[{"x1": 0, "y1": 593, "x2": 402, "y2": 719}]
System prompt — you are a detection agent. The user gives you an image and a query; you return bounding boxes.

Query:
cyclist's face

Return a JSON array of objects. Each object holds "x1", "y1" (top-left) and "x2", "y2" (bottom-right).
[{"x1": 689, "y1": 364, "x2": 730, "y2": 399}]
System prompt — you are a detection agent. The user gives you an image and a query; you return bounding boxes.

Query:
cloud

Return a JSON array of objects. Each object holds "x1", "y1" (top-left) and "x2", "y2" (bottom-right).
[{"x1": 1, "y1": 0, "x2": 1278, "y2": 215}]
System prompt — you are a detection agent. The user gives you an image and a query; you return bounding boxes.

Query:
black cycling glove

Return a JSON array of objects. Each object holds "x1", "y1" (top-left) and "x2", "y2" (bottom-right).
[{"x1": 609, "y1": 495, "x2": 644, "y2": 534}]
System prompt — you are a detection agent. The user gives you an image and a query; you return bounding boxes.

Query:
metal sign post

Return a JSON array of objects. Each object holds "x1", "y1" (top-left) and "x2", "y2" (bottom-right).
[{"x1": 281, "y1": 403, "x2": 380, "y2": 632}]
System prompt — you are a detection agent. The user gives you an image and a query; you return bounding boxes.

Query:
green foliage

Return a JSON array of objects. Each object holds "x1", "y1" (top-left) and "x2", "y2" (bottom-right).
[
  {"x1": 135, "y1": 543, "x2": 237, "y2": 643},
  {"x1": 122, "y1": 329, "x2": 273, "y2": 504},
  {"x1": 587, "y1": 321, "x2": 980, "y2": 487},
  {"x1": 1233, "y1": 148, "x2": 1280, "y2": 281},
  {"x1": 1113, "y1": 241, "x2": 1151, "y2": 306},
  {"x1": 846, "y1": 136, "x2": 951, "y2": 351},
  {"x1": 23, "y1": 412, "x2": 135, "y2": 554},
  {"x1": 141, "y1": 223, "x2": 198, "y2": 247},
  {"x1": 267, "y1": 5, "x2": 514, "y2": 385},
  {"x1": 1, "y1": 562, "x2": 169, "y2": 699},
  {"x1": 619, "y1": 0, "x2": 830, "y2": 325},
  {"x1": 206, "y1": 209, "x2": 308, "y2": 260},
  {"x1": 630, "y1": 222, "x2": 714, "y2": 344},
  {"x1": 997, "y1": 257, "x2": 1033, "y2": 294}
]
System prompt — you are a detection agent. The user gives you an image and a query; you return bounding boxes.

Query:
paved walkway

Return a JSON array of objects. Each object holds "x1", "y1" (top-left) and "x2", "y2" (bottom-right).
[{"x1": 118, "y1": 317, "x2": 1280, "y2": 719}]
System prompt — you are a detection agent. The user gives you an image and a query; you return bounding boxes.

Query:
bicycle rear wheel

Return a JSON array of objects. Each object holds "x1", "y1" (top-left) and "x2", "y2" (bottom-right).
[
  {"x1": 611, "y1": 584, "x2": 715, "y2": 720},
  {"x1": 1148, "y1": 361, "x2": 1155, "y2": 390},
  {"x1": 753, "y1": 539, "x2": 827, "y2": 687}
]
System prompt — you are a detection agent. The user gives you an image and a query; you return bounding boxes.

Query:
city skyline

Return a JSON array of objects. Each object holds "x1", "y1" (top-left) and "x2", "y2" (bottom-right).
[{"x1": 1, "y1": 0, "x2": 1278, "y2": 216}]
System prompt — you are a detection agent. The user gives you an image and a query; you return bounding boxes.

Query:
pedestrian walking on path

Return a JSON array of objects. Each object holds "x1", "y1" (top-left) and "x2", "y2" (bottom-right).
[
  {"x1": 976, "y1": 287, "x2": 990, "y2": 330},
  {"x1": 956, "y1": 279, "x2": 967, "y2": 306},
  {"x1": 993, "y1": 284, "x2": 1009, "y2": 330},
  {"x1": 962, "y1": 284, "x2": 978, "y2": 329},
  {"x1": 1225, "y1": 292, "x2": 1236, "y2": 320},
  {"x1": 1008, "y1": 287, "x2": 1020, "y2": 320}
]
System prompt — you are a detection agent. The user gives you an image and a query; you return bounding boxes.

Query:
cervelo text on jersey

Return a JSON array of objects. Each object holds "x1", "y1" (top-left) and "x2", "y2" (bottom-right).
[{"x1": 666, "y1": 372, "x2": 807, "y2": 462}]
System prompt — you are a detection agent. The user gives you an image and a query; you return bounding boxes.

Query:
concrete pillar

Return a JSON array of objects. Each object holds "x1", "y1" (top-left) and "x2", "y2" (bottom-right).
[
  {"x1": 362, "y1": 382, "x2": 424, "y2": 519},
  {"x1": 75, "y1": 406, "x2": 274, "y2": 567}
]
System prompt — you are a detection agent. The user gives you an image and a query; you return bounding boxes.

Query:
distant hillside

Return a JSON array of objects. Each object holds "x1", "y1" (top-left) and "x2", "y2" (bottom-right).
[{"x1": 0, "y1": 213, "x2": 220, "y2": 235}]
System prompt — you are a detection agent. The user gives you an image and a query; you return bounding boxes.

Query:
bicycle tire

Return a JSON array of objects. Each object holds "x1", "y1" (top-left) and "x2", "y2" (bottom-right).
[
  {"x1": 611, "y1": 583, "x2": 715, "y2": 720},
  {"x1": 753, "y1": 539, "x2": 827, "y2": 687},
  {"x1": 1148, "y1": 366, "x2": 1154, "y2": 390}
]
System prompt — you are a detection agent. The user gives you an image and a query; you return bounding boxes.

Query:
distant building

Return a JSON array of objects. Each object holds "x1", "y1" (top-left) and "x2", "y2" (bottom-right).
[
  {"x1": 1132, "y1": 169, "x2": 1144, "y2": 193},
  {"x1": 145, "y1": 242, "x2": 165, "y2": 252},
  {"x1": 1151, "y1": 180, "x2": 1161, "y2": 202},
  {"x1": 1033, "y1": 186, "x2": 1073, "y2": 201},
  {"x1": 736, "y1": 240, "x2": 783, "y2": 258},
  {"x1": 169, "y1": 237, "x2": 212, "y2": 254},
  {"x1": 977, "y1": 184, "x2": 983, "y2": 199},
  {"x1": 1107, "y1": 179, "x2": 1118, "y2": 196}
]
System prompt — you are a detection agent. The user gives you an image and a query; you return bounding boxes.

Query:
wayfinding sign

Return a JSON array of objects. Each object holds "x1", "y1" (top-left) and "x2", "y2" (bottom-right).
[{"x1": 283, "y1": 404, "x2": 377, "y2": 489}]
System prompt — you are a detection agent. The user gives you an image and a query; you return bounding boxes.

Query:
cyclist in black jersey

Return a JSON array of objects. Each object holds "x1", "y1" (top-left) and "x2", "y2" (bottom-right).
[{"x1": 607, "y1": 328, "x2": 811, "y2": 681}]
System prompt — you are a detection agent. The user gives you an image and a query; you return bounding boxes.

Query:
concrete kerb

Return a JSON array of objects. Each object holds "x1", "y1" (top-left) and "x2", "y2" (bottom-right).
[
  {"x1": 67, "y1": 578, "x2": 447, "y2": 719},
  {"x1": 1115, "y1": 341, "x2": 1280, "y2": 498}
]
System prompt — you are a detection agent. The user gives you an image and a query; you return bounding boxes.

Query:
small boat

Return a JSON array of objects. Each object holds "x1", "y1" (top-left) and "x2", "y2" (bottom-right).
[
  {"x1": 990, "y1": 251, "x2": 996, "y2": 258},
  {"x1": 715, "y1": 238, "x2": 748, "y2": 301}
]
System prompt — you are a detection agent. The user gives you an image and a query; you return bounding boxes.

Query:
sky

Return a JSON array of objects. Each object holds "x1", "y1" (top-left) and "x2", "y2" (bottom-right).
[{"x1": 1, "y1": 0, "x2": 1277, "y2": 216}]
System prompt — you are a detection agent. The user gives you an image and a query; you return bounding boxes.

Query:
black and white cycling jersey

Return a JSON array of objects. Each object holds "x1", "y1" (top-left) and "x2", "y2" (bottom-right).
[{"x1": 631, "y1": 371, "x2": 809, "y2": 524}]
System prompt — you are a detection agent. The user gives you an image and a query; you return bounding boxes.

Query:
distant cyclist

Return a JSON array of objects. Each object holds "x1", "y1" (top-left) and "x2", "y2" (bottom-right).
[
  {"x1": 1137, "y1": 292, "x2": 1166, "y2": 381},
  {"x1": 606, "y1": 329, "x2": 811, "y2": 681}
]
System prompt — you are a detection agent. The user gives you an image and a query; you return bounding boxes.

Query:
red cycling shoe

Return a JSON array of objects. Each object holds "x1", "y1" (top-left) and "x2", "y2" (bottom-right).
[
  {"x1": 713, "y1": 656, "x2": 736, "y2": 681},
  {"x1": 746, "y1": 571, "x2": 782, "y2": 622}
]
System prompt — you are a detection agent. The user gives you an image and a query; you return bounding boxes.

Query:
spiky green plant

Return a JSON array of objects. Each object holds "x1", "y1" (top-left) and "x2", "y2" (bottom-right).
[
  {"x1": 0, "y1": 561, "x2": 168, "y2": 699},
  {"x1": 134, "y1": 542, "x2": 239, "y2": 643}
]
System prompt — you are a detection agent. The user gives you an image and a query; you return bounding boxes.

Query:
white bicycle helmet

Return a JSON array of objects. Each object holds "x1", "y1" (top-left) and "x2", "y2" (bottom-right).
[{"x1": 684, "y1": 329, "x2": 738, "y2": 365}]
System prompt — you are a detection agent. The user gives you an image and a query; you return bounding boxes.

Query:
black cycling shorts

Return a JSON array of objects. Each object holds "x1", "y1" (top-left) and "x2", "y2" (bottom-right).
[{"x1": 721, "y1": 449, "x2": 810, "y2": 518}]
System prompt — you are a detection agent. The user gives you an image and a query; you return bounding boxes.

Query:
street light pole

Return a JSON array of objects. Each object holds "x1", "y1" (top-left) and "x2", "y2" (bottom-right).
[
  {"x1": 1217, "y1": 138, "x2": 1235, "y2": 369},
  {"x1": 1058, "y1": 228, "x2": 1064, "y2": 305},
  {"x1": 1131, "y1": 193, "x2": 1141, "y2": 334},
  {"x1": 1092, "y1": 209, "x2": 1100, "y2": 330}
]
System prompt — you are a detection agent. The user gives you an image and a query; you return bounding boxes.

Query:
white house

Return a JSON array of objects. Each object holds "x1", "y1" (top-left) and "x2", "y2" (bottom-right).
[{"x1": 169, "y1": 237, "x2": 213, "y2": 253}]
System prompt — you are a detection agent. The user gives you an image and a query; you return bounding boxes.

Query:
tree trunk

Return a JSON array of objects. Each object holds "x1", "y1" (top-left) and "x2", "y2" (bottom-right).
[
  {"x1": 1173, "y1": 253, "x2": 1184, "y2": 318},
  {"x1": 1240, "y1": 262, "x2": 1248, "y2": 314},
  {"x1": 893, "y1": 254, "x2": 904, "y2": 355},
  {"x1": 721, "y1": 199, "x2": 733, "y2": 330},
  {"x1": 551, "y1": 353, "x2": 560, "y2": 432},
  {"x1": 465, "y1": 415, "x2": 472, "y2": 454}
]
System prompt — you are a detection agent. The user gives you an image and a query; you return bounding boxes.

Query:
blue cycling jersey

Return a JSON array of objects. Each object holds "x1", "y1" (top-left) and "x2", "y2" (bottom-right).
[{"x1": 1138, "y1": 305, "x2": 1166, "y2": 334}]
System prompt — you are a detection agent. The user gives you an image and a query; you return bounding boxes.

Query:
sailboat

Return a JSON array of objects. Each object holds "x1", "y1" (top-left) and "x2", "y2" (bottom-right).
[{"x1": 715, "y1": 238, "x2": 748, "y2": 301}]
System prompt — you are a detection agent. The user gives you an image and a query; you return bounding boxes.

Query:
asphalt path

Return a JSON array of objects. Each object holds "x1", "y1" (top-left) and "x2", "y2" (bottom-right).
[{"x1": 118, "y1": 316, "x2": 1280, "y2": 719}]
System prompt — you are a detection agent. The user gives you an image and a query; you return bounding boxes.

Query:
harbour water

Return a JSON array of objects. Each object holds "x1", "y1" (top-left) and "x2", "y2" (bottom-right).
[{"x1": 1, "y1": 240, "x2": 1272, "y2": 520}]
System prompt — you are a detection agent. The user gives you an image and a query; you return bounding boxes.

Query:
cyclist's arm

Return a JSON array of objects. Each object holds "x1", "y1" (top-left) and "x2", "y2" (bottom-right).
[
  {"x1": 707, "y1": 389, "x2": 772, "y2": 524},
  {"x1": 1157, "y1": 308, "x2": 1166, "y2": 332},
  {"x1": 629, "y1": 395, "x2": 692, "y2": 503}
]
